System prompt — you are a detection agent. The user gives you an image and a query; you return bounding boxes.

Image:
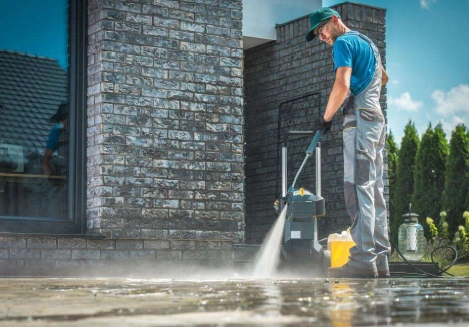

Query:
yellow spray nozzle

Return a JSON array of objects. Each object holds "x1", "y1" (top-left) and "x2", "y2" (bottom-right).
[{"x1": 299, "y1": 187, "x2": 304, "y2": 196}]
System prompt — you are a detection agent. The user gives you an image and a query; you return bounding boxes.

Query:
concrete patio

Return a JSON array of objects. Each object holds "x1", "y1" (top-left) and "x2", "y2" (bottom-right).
[{"x1": 0, "y1": 273, "x2": 468, "y2": 326}]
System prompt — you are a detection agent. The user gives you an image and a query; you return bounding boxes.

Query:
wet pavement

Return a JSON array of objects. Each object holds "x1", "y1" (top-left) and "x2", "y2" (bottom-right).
[{"x1": 1, "y1": 274, "x2": 468, "y2": 327}]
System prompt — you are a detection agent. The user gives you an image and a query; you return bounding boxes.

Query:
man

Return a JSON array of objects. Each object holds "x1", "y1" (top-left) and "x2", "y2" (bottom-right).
[
  {"x1": 305, "y1": 8, "x2": 390, "y2": 278},
  {"x1": 43, "y1": 103, "x2": 68, "y2": 176},
  {"x1": 42, "y1": 102, "x2": 69, "y2": 218}
]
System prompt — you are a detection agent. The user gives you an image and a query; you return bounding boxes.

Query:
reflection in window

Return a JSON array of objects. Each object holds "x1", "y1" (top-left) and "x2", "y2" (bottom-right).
[{"x1": 0, "y1": 0, "x2": 69, "y2": 219}]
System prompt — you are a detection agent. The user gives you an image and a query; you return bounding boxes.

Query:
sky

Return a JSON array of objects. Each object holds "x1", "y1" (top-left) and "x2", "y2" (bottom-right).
[
  {"x1": 0, "y1": 0, "x2": 68, "y2": 69},
  {"x1": 324, "y1": 0, "x2": 469, "y2": 145}
]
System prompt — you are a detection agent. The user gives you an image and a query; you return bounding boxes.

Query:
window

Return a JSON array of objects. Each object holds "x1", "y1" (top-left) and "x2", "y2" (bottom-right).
[{"x1": 0, "y1": 0, "x2": 87, "y2": 234}]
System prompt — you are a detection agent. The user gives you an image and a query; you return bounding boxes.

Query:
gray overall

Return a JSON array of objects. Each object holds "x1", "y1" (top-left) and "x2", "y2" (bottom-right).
[{"x1": 340, "y1": 32, "x2": 390, "y2": 272}]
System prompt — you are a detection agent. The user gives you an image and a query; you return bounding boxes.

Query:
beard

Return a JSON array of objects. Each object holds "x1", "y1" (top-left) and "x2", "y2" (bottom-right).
[{"x1": 328, "y1": 32, "x2": 339, "y2": 45}]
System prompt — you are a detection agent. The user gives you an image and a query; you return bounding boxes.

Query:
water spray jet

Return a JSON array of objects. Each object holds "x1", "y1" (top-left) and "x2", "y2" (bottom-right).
[{"x1": 253, "y1": 129, "x2": 329, "y2": 277}]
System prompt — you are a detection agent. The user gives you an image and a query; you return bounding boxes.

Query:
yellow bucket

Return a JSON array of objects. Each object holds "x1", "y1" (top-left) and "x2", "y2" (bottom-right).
[{"x1": 327, "y1": 231, "x2": 355, "y2": 268}]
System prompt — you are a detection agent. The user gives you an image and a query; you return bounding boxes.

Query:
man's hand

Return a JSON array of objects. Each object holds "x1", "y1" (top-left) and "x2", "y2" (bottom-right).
[{"x1": 316, "y1": 115, "x2": 332, "y2": 134}]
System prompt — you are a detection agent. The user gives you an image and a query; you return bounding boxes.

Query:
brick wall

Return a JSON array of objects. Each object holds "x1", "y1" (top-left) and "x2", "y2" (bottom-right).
[
  {"x1": 87, "y1": 0, "x2": 244, "y2": 250},
  {"x1": 1, "y1": 0, "x2": 245, "y2": 276},
  {"x1": 86, "y1": 0, "x2": 244, "y2": 239},
  {"x1": 0, "y1": 235, "x2": 236, "y2": 276},
  {"x1": 244, "y1": 3, "x2": 388, "y2": 243}
]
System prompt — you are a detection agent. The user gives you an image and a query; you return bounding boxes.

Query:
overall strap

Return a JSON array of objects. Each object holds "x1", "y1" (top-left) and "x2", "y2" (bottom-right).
[
  {"x1": 341, "y1": 32, "x2": 383, "y2": 114},
  {"x1": 355, "y1": 32, "x2": 381, "y2": 66}
]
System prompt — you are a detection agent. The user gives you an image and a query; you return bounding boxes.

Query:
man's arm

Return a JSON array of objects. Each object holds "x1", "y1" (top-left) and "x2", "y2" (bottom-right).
[
  {"x1": 323, "y1": 66, "x2": 352, "y2": 122},
  {"x1": 381, "y1": 67, "x2": 389, "y2": 86},
  {"x1": 43, "y1": 148, "x2": 54, "y2": 176}
]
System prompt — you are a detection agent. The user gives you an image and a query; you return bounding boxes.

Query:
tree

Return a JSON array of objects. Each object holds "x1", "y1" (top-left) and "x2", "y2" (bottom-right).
[
  {"x1": 386, "y1": 131, "x2": 398, "y2": 229},
  {"x1": 412, "y1": 123, "x2": 449, "y2": 237},
  {"x1": 391, "y1": 121, "x2": 419, "y2": 243},
  {"x1": 443, "y1": 124, "x2": 469, "y2": 235}
]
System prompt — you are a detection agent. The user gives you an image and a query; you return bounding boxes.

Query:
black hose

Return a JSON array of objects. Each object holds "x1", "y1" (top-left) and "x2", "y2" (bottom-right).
[
  {"x1": 430, "y1": 245, "x2": 458, "y2": 277},
  {"x1": 389, "y1": 233, "x2": 463, "y2": 278}
]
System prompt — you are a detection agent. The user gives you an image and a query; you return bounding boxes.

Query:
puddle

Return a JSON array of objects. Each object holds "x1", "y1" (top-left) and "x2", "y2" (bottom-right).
[{"x1": 0, "y1": 277, "x2": 468, "y2": 326}]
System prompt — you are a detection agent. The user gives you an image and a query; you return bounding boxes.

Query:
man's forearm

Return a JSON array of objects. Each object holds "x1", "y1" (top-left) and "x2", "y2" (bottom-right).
[
  {"x1": 43, "y1": 149, "x2": 53, "y2": 175},
  {"x1": 324, "y1": 82, "x2": 349, "y2": 122},
  {"x1": 324, "y1": 66, "x2": 352, "y2": 122}
]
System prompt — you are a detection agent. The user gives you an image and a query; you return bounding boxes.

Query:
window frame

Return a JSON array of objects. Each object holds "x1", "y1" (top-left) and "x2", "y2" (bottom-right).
[{"x1": 0, "y1": 0, "x2": 88, "y2": 235}]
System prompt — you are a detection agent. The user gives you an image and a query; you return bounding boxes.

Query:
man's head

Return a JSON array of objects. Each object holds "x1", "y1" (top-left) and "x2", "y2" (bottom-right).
[
  {"x1": 50, "y1": 102, "x2": 69, "y2": 123},
  {"x1": 305, "y1": 7, "x2": 342, "y2": 45}
]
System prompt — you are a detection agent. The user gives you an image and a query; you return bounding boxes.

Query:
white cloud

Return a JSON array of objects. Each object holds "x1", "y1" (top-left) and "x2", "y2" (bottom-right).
[
  {"x1": 438, "y1": 116, "x2": 464, "y2": 137},
  {"x1": 431, "y1": 84, "x2": 469, "y2": 115},
  {"x1": 388, "y1": 85, "x2": 469, "y2": 144},
  {"x1": 388, "y1": 92, "x2": 423, "y2": 112},
  {"x1": 430, "y1": 84, "x2": 469, "y2": 136},
  {"x1": 420, "y1": 0, "x2": 437, "y2": 9}
]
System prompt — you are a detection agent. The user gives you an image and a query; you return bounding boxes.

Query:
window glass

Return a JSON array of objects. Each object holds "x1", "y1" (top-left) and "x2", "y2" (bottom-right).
[{"x1": 0, "y1": 0, "x2": 70, "y2": 219}]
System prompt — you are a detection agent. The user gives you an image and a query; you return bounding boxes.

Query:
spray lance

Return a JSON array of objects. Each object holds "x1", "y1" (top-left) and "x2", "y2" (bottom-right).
[
  {"x1": 275, "y1": 129, "x2": 325, "y2": 210},
  {"x1": 289, "y1": 129, "x2": 324, "y2": 196}
]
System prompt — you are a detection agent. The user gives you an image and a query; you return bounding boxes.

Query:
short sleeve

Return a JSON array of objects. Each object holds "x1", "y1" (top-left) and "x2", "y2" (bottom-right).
[
  {"x1": 46, "y1": 126, "x2": 60, "y2": 151},
  {"x1": 333, "y1": 38, "x2": 352, "y2": 72}
]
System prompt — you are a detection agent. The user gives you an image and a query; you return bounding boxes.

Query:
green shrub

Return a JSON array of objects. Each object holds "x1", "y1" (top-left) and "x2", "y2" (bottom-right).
[{"x1": 453, "y1": 211, "x2": 469, "y2": 258}]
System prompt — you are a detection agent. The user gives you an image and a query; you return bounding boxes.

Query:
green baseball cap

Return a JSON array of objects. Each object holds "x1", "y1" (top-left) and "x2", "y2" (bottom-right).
[{"x1": 305, "y1": 7, "x2": 341, "y2": 42}]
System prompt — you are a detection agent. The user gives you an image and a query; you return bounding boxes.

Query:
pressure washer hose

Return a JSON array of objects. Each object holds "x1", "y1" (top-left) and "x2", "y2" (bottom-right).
[{"x1": 389, "y1": 234, "x2": 460, "y2": 278}]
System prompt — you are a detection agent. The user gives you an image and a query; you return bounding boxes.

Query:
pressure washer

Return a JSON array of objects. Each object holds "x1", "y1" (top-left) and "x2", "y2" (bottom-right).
[{"x1": 275, "y1": 129, "x2": 328, "y2": 265}]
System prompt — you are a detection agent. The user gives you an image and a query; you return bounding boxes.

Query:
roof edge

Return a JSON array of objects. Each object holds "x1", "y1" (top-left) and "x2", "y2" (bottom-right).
[
  {"x1": 331, "y1": 1, "x2": 386, "y2": 12},
  {"x1": 0, "y1": 49, "x2": 58, "y2": 63},
  {"x1": 275, "y1": 1, "x2": 386, "y2": 28}
]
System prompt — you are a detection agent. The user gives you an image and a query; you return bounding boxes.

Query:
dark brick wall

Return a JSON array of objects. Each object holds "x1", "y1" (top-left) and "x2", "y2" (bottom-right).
[
  {"x1": 244, "y1": 3, "x2": 388, "y2": 244},
  {"x1": 86, "y1": 1, "x2": 244, "y2": 247},
  {"x1": 1, "y1": 0, "x2": 246, "y2": 277},
  {"x1": 0, "y1": 235, "x2": 236, "y2": 276}
]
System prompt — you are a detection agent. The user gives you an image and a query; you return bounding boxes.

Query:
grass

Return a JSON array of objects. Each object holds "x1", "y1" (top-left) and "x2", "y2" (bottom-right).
[
  {"x1": 389, "y1": 246, "x2": 469, "y2": 277},
  {"x1": 447, "y1": 260, "x2": 469, "y2": 277}
]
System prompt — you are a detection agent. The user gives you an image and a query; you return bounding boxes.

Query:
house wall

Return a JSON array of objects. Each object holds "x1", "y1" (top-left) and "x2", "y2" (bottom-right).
[
  {"x1": 0, "y1": 1, "x2": 388, "y2": 277},
  {"x1": 244, "y1": 3, "x2": 388, "y2": 243},
  {"x1": 86, "y1": 0, "x2": 244, "y2": 240},
  {"x1": 1, "y1": 0, "x2": 245, "y2": 276}
]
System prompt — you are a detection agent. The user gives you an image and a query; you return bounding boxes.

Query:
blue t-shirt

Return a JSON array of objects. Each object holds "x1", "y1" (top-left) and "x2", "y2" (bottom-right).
[
  {"x1": 46, "y1": 124, "x2": 62, "y2": 151},
  {"x1": 333, "y1": 31, "x2": 376, "y2": 95}
]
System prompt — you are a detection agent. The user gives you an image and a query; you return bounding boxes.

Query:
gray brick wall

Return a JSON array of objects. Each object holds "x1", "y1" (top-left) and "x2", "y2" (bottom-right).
[
  {"x1": 87, "y1": 0, "x2": 245, "y2": 249},
  {"x1": 244, "y1": 3, "x2": 388, "y2": 243},
  {"x1": 0, "y1": 235, "x2": 234, "y2": 276}
]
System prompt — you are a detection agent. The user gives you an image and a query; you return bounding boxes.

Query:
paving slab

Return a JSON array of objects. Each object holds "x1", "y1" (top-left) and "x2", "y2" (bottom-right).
[{"x1": 0, "y1": 276, "x2": 468, "y2": 326}]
